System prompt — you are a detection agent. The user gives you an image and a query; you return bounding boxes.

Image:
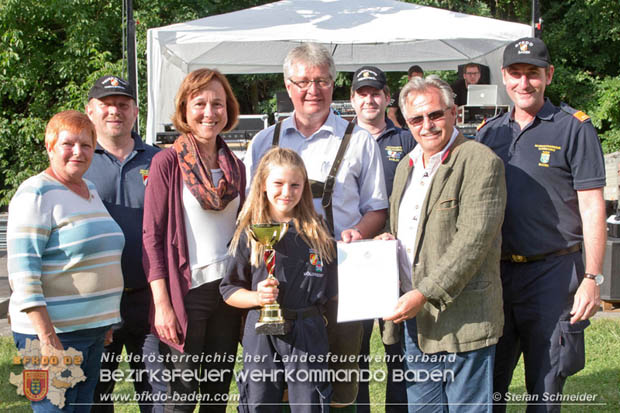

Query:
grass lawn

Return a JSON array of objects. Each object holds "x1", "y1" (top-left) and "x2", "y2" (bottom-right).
[{"x1": 1, "y1": 319, "x2": 619, "y2": 411}]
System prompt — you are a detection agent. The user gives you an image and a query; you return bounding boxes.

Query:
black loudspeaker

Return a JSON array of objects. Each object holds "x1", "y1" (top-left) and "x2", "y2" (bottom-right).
[{"x1": 601, "y1": 237, "x2": 620, "y2": 301}]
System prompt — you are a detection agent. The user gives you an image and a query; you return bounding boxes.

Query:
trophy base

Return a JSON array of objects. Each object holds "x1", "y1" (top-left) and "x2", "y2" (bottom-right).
[{"x1": 255, "y1": 321, "x2": 290, "y2": 335}]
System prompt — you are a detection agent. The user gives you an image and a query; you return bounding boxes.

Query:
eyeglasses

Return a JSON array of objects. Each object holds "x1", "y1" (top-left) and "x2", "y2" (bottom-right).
[
  {"x1": 288, "y1": 78, "x2": 332, "y2": 90},
  {"x1": 407, "y1": 109, "x2": 448, "y2": 127},
  {"x1": 465, "y1": 72, "x2": 480, "y2": 76}
]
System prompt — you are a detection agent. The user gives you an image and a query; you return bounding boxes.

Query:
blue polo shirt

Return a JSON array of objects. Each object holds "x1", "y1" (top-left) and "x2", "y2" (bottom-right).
[
  {"x1": 370, "y1": 118, "x2": 416, "y2": 197},
  {"x1": 84, "y1": 133, "x2": 160, "y2": 289},
  {"x1": 476, "y1": 99, "x2": 605, "y2": 256}
]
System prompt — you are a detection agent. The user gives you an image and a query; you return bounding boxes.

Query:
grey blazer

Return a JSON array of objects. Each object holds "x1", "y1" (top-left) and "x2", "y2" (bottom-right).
[{"x1": 389, "y1": 133, "x2": 507, "y2": 354}]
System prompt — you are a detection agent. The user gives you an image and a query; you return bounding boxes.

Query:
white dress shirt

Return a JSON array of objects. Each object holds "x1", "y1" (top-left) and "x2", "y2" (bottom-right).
[{"x1": 398, "y1": 129, "x2": 459, "y2": 277}]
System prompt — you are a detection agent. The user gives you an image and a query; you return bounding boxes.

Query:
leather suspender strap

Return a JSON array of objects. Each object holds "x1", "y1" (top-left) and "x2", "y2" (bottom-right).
[
  {"x1": 271, "y1": 121, "x2": 282, "y2": 146},
  {"x1": 270, "y1": 119, "x2": 355, "y2": 235},
  {"x1": 322, "y1": 121, "x2": 355, "y2": 235}
]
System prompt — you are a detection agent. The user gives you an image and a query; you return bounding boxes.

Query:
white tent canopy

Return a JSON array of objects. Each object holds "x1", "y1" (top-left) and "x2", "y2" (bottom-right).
[{"x1": 146, "y1": 0, "x2": 530, "y2": 143}]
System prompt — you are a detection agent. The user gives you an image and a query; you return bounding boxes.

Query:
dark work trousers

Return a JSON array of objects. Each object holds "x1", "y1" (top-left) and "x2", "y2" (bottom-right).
[
  {"x1": 237, "y1": 309, "x2": 331, "y2": 413},
  {"x1": 357, "y1": 319, "x2": 408, "y2": 413},
  {"x1": 161, "y1": 279, "x2": 241, "y2": 413},
  {"x1": 93, "y1": 287, "x2": 166, "y2": 413},
  {"x1": 493, "y1": 251, "x2": 590, "y2": 413}
]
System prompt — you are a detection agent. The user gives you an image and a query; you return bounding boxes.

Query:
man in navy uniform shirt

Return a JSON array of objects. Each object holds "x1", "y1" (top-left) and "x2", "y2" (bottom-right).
[
  {"x1": 476, "y1": 38, "x2": 606, "y2": 413},
  {"x1": 350, "y1": 65, "x2": 414, "y2": 413},
  {"x1": 84, "y1": 76, "x2": 165, "y2": 412},
  {"x1": 351, "y1": 66, "x2": 416, "y2": 198}
]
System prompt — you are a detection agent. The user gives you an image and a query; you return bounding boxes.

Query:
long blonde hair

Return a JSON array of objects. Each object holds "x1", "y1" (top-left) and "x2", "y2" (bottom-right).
[{"x1": 230, "y1": 148, "x2": 335, "y2": 267}]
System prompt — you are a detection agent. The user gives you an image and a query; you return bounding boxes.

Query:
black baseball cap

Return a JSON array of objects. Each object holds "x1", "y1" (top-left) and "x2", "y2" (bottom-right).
[
  {"x1": 352, "y1": 66, "x2": 387, "y2": 91},
  {"x1": 503, "y1": 37, "x2": 550, "y2": 68},
  {"x1": 88, "y1": 76, "x2": 135, "y2": 101}
]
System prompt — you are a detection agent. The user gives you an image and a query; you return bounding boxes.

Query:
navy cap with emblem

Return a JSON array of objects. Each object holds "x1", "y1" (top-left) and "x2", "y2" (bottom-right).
[
  {"x1": 502, "y1": 37, "x2": 550, "y2": 68},
  {"x1": 88, "y1": 75, "x2": 135, "y2": 101},
  {"x1": 352, "y1": 66, "x2": 387, "y2": 91}
]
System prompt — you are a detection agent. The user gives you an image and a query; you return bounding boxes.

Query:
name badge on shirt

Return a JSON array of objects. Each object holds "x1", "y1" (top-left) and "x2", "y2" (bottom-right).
[
  {"x1": 385, "y1": 145, "x2": 404, "y2": 162},
  {"x1": 534, "y1": 144, "x2": 560, "y2": 168}
]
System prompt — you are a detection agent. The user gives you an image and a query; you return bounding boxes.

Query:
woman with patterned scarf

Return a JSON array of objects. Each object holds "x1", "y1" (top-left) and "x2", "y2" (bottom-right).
[{"x1": 143, "y1": 68, "x2": 245, "y2": 412}]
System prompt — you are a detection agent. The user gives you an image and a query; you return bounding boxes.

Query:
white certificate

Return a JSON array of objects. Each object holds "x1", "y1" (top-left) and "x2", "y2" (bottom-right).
[{"x1": 337, "y1": 239, "x2": 399, "y2": 322}]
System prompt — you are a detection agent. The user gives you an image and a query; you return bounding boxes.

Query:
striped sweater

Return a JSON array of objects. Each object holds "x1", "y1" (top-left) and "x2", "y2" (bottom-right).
[{"x1": 8, "y1": 172, "x2": 124, "y2": 334}]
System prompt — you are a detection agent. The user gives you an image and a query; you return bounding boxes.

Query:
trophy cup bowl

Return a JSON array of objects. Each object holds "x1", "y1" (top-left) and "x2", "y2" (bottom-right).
[{"x1": 249, "y1": 222, "x2": 290, "y2": 335}]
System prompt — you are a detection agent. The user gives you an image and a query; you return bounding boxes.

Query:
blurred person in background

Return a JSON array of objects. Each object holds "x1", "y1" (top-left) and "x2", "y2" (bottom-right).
[{"x1": 387, "y1": 65, "x2": 424, "y2": 129}]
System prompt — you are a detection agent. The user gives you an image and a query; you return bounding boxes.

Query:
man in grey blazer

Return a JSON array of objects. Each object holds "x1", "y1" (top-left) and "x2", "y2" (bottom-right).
[{"x1": 377, "y1": 76, "x2": 506, "y2": 412}]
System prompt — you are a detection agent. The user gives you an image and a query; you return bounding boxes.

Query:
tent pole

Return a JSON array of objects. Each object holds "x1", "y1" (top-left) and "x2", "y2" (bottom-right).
[
  {"x1": 126, "y1": 0, "x2": 139, "y2": 134},
  {"x1": 531, "y1": 0, "x2": 542, "y2": 38}
]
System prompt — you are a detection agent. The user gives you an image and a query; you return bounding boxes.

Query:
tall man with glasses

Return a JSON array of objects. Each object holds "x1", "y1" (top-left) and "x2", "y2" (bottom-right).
[
  {"x1": 377, "y1": 75, "x2": 506, "y2": 412},
  {"x1": 245, "y1": 43, "x2": 388, "y2": 411}
]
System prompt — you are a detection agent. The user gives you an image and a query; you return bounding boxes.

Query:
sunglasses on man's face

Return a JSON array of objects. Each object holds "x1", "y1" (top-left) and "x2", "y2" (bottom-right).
[{"x1": 407, "y1": 109, "x2": 448, "y2": 127}]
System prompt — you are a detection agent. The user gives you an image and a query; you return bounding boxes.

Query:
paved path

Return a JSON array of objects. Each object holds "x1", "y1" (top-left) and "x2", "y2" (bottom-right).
[{"x1": 0, "y1": 251, "x2": 12, "y2": 336}]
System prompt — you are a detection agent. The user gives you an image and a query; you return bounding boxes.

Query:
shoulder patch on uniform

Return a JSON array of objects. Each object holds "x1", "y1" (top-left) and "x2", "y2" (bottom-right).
[
  {"x1": 475, "y1": 111, "x2": 503, "y2": 131},
  {"x1": 560, "y1": 102, "x2": 590, "y2": 122},
  {"x1": 572, "y1": 111, "x2": 590, "y2": 122}
]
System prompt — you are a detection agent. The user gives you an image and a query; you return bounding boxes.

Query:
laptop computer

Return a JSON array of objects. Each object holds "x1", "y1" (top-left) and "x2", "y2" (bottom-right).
[{"x1": 467, "y1": 84, "x2": 497, "y2": 106}]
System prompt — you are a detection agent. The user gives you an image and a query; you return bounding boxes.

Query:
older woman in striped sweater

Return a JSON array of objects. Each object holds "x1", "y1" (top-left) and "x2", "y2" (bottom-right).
[{"x1": 8, "y1": 110, "x2": 124, "y2": 412}]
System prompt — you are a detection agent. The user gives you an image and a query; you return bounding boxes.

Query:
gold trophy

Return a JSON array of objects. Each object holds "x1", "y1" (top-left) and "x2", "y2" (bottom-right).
[{"x1": 249, "y1": 223, "x2": 290, "y2": 335}]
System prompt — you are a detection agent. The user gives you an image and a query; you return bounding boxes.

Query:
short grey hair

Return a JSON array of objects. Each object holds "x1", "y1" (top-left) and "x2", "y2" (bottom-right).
[
  {"x1": 399, "y1": 75, "x2": 454, "y2": 119},
  {"x1": 283, "y1": 43, "x2": 337, "y2": 81}
]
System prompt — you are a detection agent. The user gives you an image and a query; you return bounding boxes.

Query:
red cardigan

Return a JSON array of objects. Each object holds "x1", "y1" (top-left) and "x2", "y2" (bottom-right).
[{"x1": 142, "y1": 146, "x2": 245, "y2": 352}]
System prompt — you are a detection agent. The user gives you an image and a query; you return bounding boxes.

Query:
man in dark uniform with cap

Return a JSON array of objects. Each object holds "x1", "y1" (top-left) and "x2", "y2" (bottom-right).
[
  {"x1": 350, "y1": 65, "x2": 414, "y2": 413},
  {"x1": 85, "y1": 76, "x2": 165, "y2": 412},
  {"x1": 476, "y1": 38, "x2": 606, "y2": 413},
  {"x1": 350, "y1": 65, "x2": 416, "y2": 198}
]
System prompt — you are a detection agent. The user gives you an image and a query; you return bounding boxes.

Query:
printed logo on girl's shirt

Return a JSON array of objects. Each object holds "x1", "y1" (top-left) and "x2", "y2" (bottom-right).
[{"x1": 304, "y1": 250, "x2": 324, "y2": 277}]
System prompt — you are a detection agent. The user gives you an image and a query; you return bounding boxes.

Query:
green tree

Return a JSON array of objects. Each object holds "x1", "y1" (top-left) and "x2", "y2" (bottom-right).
[
  {"x1": 542, "y1": 0, "x2": 620, "y2": 151},
  {"x1": 0, "y1": 0, "x2": 125, "y2": 205},
  {"x1": 0, "y1": 0, "x2": 275, "y2": 205}
]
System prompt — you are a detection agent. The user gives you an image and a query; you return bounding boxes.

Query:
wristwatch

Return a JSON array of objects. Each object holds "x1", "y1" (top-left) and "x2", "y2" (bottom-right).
[{"x1": 584, "y1": 273, "x2": 604, "y2": 286}]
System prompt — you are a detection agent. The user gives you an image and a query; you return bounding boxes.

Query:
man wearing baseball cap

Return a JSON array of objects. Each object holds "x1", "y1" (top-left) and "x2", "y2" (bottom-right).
[
  {"x1": 351, "y1": 66, "x2": 415, "y2": 198},
  {"x1": 476, "y1": 38, "x2": 606, "y2": 412},
  {"x1": 84, "y1": 76, "x2": 165, "y2": 412},
  {"x1": 350, "y1": 66, "x2": 413, "y2": 413}
]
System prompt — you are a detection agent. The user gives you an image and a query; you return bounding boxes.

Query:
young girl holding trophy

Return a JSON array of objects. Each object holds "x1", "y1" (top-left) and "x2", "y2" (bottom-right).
[{"x1": 221, "y1": 147, "x2": 336, "y2": 412}]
